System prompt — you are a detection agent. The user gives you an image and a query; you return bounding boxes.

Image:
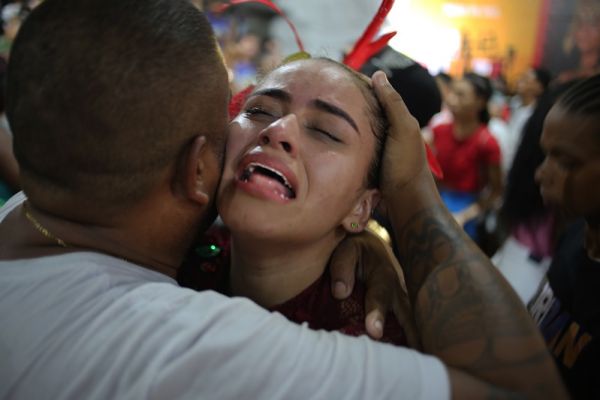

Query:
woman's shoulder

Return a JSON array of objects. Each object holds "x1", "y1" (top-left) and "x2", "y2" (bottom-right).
[{"x1": 432, "y1": 122, "x2": 454, "y2": 136}]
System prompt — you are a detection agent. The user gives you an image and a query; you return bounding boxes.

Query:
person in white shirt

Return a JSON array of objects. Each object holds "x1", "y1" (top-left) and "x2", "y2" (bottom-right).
[
  {"x1": 0, "y1": 0, "x2": 567, "y2": 398},
  {"x1": 505, "y1": 68, "x2": 552, "y2": 172}
]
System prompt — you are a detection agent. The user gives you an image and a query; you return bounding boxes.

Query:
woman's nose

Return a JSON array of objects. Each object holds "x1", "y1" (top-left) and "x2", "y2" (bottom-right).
[
  {"x1": 258, "y1": 114, "x2": 299, "y2": 157},
  {"x1": 535, "y1": 157, "x2": 548, "y2": 184}
]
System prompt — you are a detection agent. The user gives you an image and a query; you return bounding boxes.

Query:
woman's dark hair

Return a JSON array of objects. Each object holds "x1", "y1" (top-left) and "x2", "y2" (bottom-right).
[
  {"x1": 463, "y1": 72, "x2": 493, "y2": 124},
  {"x1": 436, "y1": 72, "x2": 452, "y2": 85},
  {"x1": 501, "y1": 80, "x2": 579, "y2": 227}
]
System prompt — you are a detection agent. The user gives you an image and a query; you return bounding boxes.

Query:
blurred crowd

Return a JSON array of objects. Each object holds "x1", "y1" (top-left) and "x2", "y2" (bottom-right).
[
  {"x1": 0, "y1": 0, "x2": 598, "y2": 257},
  {"x1": 0, "y1": 0, "x2": 598, "y2": 398},
  {"x1": 0, "y1": 0, "x2": 599, "y2": 263}
]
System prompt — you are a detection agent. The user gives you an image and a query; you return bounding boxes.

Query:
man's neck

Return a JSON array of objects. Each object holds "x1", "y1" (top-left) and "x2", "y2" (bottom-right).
[
  {"x1": 228, "y1": 234, "x2": 340, "y2": 308},
  {"x1": 0, "y1": 199, "x2": 199, "y2": 278}
]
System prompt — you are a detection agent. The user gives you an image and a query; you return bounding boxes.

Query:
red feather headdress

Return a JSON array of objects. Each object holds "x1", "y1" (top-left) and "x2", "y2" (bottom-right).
[{"x1": 219, "y1": 0, "x2": 443, "y2": 179}]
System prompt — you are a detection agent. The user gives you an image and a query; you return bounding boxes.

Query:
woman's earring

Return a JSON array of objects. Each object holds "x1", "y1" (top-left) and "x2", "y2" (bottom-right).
[{"x1": 351, "y1": 222, "x2": 359, "y2": 230}]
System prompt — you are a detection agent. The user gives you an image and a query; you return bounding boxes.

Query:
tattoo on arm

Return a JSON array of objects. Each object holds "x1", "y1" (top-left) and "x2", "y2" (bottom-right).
[{"x1": 395, "y1": 206, "x2": 563, "y2": 398}]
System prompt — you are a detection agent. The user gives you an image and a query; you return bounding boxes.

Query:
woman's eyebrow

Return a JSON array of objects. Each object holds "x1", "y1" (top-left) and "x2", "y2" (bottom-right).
[
  {"x1": 247, "y1": 89, "x2": 359, "y2": 134},
  {"x1": 248, "y1": 88, "x2": 291, "y2": 103},
  {"x1": 312, "y1": 99, "x2": 359, "y2": 133}
]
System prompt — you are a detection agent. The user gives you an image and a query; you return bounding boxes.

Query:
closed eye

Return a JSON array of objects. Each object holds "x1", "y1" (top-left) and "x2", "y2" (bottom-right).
[
  {"x1": 244, "y1": 106, "x2": 274, "y2": 118},
  {"x1": 307, "y1": 125, "x2": 342, "y2": 143}
]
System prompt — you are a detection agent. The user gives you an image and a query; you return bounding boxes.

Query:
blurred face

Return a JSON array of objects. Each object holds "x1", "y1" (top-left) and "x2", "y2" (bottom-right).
[
  {"x1": 536, "y1": 105, "x2": 600, "y2": 217},
  {"x1": 446, "y1": 79, "x2": 482, "y2": 120},
  {"x1": 517, "y1": 69, "x2": 543, "y2": 99},
  {"x1": 573, "y1": 12, "x2": 600, "y2": 53},
  {"x1": 217, "y1": 60, "x2": 378, "y2": 244}
]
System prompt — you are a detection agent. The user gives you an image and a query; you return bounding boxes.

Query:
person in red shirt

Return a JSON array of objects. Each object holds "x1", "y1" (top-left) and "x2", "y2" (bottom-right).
[{"x1": 432, "y1": 73, "x2": 503, "y2": 240}]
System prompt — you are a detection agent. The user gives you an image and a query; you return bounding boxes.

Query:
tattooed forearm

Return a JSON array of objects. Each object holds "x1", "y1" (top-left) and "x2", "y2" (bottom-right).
[{"x1": 392, "y1": 205, "x2": 567, "y2": 398}]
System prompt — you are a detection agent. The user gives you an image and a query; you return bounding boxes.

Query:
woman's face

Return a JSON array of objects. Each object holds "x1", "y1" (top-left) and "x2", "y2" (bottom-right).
[
  {"x1": 536, "y1": 105, "x2": 600, "y2": 217},
  {"x1": 447, "y1": 78, "x2": 482, "y2": 121},
  {"x1": 217, "y1": 60, "x2": 379, "y2": 243},
  {"x1": 573, "y1": 12, "x2": 600, "y2": 54}
]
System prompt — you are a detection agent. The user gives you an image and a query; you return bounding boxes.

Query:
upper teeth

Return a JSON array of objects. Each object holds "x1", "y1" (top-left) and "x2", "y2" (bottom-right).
[{"x1": 246, "y1": 162, "x2": 293, "y2": 190}]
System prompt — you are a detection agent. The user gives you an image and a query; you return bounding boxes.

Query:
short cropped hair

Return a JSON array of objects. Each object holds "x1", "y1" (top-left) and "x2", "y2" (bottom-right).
[{"x1": 7, "y1": 0, "x2": 225, "y2": 207}]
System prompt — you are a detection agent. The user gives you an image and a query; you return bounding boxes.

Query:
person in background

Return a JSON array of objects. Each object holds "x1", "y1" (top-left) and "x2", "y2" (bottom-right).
[
  {"x1": 431, "y1": 72, "x2": 503, "y2": 242},
  {"x1": 428, "y1": 72, "x2": 453, "y2": 130},
  {"x1": 493, "y1": 81, "x2": 576, "y2": 303},
  {"x1": 557, "y1": 0, "x2": 600, "y2": 83},
  {"x1": 504, "y1": 68, "x2": 552, "y2": 173},
  {"x1": 529, "y1": 74, "x2": 600, "y2": 399},
  {"x1": 0, "y1": 1, "x2": 32, "y2": 57}
]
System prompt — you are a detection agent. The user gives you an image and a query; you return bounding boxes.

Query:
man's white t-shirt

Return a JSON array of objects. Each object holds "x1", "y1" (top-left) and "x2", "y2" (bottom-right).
[{"x1": 0, "y1": 193, "x2": 449, "y2": 399}]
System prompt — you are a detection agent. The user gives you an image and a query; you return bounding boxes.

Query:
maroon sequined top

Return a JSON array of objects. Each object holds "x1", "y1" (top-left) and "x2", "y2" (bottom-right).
[{"x1": 178, "y1": 226, "x2": 407, "y2": 346}]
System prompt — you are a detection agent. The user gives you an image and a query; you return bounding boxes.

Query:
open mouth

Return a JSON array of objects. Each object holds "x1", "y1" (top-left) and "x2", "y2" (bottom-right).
[{"x1": 239, "y1": 162, "x2": 296, "y2": 199}]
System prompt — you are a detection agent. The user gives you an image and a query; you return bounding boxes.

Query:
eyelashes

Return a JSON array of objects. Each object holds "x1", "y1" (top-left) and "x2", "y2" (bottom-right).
[{"x1": 242, "y1": 106, "x2": 342, "y2": 143}]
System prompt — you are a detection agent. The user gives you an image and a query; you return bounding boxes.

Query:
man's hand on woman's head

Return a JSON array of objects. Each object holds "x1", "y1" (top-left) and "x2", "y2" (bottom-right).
[
  {"x1": 328, "y1": 230, "x2": 419, "y2": 347},
  {"x1": 371, "y1": 71, "x2": 436, "y2": 199}
]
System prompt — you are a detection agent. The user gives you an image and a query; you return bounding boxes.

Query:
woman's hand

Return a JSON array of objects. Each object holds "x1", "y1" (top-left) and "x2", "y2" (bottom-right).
[{"x1": 328, "y1": 229, "x2": 419, "y2": 347}]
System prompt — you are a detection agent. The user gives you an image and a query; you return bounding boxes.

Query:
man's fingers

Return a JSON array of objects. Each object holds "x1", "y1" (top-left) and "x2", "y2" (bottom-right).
[
  {"x1": 329, "y1": 238, "x2": 358, "y2": 299},
  {"x1": 364, "y1": 261, "x2": 395, "y2": 339},
  {"x1": 365, "y1": 290, "x2": 388, "y2": 340},
  {"x1": 365, "y1": 308, "x2": 385, "y2": 340},
  {"x1": 371, "y1": 71, "x2": 420, "y2": 140}
]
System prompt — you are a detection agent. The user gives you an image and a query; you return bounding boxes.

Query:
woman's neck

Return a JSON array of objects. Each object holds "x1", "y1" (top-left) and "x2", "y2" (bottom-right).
[
  {"x1": 580, "y1": 50, "x2": 599, "y2": 72},
  {"x1": 453, "y1": 118, "x2": 480, "y2": 140},
  {"x1": 229, "y1": 234, "x2": 340, "y2": 308}
]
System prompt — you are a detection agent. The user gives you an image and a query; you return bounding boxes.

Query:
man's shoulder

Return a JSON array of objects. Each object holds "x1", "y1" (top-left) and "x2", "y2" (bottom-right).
[{"x1": 0, "y1": 191, "x2": 26, "y2": 221}]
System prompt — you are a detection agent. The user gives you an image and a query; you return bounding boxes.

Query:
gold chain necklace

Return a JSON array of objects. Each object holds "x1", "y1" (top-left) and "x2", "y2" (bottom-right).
[{"x1": 23, "y1": 203, "x2": 68, "y2": 248}]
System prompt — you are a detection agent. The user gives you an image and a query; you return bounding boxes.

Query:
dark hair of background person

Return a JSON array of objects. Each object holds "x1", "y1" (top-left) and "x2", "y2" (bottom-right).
[
  {"x1": 463, "y1": 72, "x2": 493, "y2": 124},
  {"x1": 6, "y1": 0, "x2": 225, "y2": 210},
  {"x1": 361, "y1": 46, "x2": 441, "y2": 129},
  {"x1": 500, "y1": 80, "x2": 580, "y2": 230},
  {"x1": 557, "y1": 73, "x2": 600, "y2": 117},
  {"x1": 436, "y1": 71, "x2": 452, "y2": 85},
  {"x1": 533, "y1": 67, "x2": 553, "y2": 91}
]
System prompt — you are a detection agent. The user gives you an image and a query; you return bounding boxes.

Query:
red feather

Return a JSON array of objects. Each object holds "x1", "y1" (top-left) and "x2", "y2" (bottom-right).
[
  {"x1": 217, "y1": 0, "x2": 305, "y2": 52},
  {"x1": 228, "y1": 85, "x2": 255, "y2": 120},
  {"x1": 344, "y1": 0, "x2": 396, "y2": 70},
  {"x1": 425, "y1": 143, "x2": 444, "y2": 179}
]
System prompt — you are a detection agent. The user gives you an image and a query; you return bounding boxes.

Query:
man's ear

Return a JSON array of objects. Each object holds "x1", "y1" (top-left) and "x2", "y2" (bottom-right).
[
  {"x1": 179, "y1": 135, "x2": 211, "y2": 206},
  {"x1": 342, "y1": 189, "x2": 381, "y2": 233}
]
